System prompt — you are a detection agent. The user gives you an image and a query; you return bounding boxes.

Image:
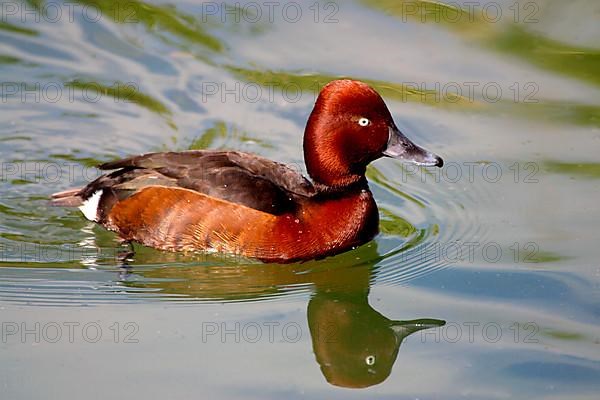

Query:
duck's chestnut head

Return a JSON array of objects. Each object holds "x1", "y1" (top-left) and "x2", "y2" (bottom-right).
[{"x1": 304, "y1": 80, "x2": 442, "y2": 188}]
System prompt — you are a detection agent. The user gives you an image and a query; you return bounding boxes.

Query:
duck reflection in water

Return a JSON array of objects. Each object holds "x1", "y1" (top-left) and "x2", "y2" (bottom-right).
[
  {"x1": 308, "y1": 278, "x2": 444, "y2": 388},
  {"x1": 116, "y1": 242, "x2": 445, "y2": 388}
]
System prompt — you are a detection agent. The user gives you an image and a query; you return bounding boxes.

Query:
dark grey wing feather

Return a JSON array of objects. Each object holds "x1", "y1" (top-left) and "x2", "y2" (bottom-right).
[{"x1": 93, "y1": 150, "x2": 316, "y2": 215}]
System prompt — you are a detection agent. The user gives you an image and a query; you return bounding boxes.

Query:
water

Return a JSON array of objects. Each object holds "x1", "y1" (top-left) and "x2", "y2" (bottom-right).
[{"x1": 1, "y1": 0, "x2": 599, "y2": 398}]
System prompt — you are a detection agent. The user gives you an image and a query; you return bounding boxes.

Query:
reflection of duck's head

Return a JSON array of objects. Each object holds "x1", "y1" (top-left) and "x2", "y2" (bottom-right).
[{"x1": 308, "y1": 291, "x2": 444, "y2": 388}]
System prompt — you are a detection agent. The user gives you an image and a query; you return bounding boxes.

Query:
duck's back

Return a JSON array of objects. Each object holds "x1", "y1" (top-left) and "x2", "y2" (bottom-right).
[{"x1": 84, "y1": 150, "x2": 316, "y2": 216}]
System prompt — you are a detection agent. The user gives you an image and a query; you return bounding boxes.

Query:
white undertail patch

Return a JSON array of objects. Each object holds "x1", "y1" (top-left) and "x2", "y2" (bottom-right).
[{"x1": 79, "y1": 190, "x2": 103, "y2": 222}]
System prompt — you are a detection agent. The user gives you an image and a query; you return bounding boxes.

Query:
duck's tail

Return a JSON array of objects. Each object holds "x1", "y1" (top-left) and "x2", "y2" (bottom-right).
[{"x1": 50, "y1": 188, "x2": 84, "y2": 207}]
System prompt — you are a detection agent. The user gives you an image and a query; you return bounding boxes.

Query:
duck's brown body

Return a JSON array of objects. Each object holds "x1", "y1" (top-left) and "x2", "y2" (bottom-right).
[
  {"x1": 105, "y1": 181, "x2": 378, "y2": 263},
  {"x1": 52, "y1": 150, "x2": 380, "y2": 263}
]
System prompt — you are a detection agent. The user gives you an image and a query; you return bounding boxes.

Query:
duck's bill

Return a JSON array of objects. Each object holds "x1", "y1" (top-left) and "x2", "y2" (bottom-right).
[
  {"x1": 383, "y1": 126, "x2": 443, "y2": 168},
  {"x1": 390, "y1": 318, "x2": 446, "y2": 340}
]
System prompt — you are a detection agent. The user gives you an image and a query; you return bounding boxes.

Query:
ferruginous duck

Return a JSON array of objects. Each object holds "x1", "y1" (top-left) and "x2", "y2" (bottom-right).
[{"x1": 52, "y1": 80, "x2": 443, "y2": 263}]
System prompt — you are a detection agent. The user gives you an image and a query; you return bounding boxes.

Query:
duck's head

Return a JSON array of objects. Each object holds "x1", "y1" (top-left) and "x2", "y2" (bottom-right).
[{"x1": 304, "y1": 79, "x2": 443, "y2": 188}]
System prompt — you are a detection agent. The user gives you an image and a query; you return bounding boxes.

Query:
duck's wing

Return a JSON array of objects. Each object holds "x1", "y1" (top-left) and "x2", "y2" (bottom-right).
[{"x1": 80, "y1": 150, "x2": 316, "y2": 215}]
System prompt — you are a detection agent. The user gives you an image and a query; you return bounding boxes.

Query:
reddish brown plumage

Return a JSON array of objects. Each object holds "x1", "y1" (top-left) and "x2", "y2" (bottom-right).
[
  {"x1": 304, "y1": 80, "x2": 393, "y2": 188},
  {"x1": 51, "y1": 79, "x2": 442, "y2": 262},
  {"x1": 104, "y1": 185, "x2": 378, "y2": 263}
]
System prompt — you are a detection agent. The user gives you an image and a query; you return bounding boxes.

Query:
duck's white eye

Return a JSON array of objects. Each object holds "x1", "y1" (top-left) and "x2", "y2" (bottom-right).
[
  {"x1": 365, "y1": 355, "x2": 376, "y2": 365},
  {"x1": 358, "y1": 117, "x2": 371, "y2": 127}
]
